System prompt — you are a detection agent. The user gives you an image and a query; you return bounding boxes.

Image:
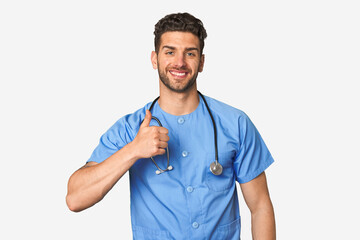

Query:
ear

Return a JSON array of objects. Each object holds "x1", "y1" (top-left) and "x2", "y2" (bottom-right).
[
  {"x1": 151, "y1": 51, "x2": 158, "y2": 70},
  {"x1": 198, "y1": 54, "x2": 205, "y2": 72}
]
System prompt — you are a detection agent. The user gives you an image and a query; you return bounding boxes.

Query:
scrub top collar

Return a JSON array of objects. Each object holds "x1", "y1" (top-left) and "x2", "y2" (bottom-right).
[{"x1": 151, "y1": 94, "x2": 205, "y2": 121}]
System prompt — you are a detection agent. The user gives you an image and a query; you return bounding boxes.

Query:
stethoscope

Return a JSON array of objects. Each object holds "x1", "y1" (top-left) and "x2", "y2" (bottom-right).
[{"x1": 144, "y1": 91, "x2": 223, "y2": 176}]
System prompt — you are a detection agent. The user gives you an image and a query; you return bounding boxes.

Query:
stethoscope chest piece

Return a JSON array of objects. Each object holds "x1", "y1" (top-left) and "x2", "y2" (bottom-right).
[{"x1": 210, "y1": 162, "x2": 223, "y2": 175}]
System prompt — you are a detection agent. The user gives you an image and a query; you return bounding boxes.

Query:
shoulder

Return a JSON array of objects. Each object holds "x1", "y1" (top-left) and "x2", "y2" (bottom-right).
[
  {"x1": 122, "y1": 103, "x2": 150, "y2": 127},
  {"x1": 203, "y1": 95, "x2": 248, "y2": 121},
  {"x1": 107, "y1": 102, "x2": 152, "y2": 140}
]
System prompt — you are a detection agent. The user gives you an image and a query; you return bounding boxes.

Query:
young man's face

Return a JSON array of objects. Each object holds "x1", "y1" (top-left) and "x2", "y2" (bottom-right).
[{"x1": 151, "y1": 31, "x2": 204, "y2": 93}]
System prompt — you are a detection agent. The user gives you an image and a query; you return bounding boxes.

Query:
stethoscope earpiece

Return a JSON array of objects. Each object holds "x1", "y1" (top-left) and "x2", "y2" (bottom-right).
[
  {"x1": 154, "y1": 165, "x2": 173, "y2": 175},
  {"x1": 150, "y1": 142, "x2": 172, "y2": 175}
]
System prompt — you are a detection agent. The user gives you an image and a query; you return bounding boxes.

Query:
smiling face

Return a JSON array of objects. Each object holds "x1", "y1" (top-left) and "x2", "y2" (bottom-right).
[{"x1": 151, "y1": 31, "x2": 204, "y2": 93}]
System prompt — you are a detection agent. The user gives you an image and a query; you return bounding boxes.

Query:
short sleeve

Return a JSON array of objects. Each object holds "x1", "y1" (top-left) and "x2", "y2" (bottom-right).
[
  {"x1": 233, "y1": 113, "x2": 274, "y2": 184},
  {"x1": 87, "y1": 118, "x2": 129, "y2": 164}
]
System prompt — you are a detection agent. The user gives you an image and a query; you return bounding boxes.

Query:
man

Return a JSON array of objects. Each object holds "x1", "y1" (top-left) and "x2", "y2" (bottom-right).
[{"x1": 66, "y1": 12, "x2": 276, "y2": 239}]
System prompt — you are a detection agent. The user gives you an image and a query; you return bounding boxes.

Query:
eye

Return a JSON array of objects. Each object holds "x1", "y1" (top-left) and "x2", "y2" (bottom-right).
[
  {"x1": 165, "y1": 51, "x2": 174, "y2": 55},
  {"x1": 187, "y1": 52, "x2": 196, "y2": 57}
]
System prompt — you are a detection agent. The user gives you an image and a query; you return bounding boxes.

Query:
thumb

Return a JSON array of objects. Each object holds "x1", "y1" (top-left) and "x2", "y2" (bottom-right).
[{"x1": 140, "y1": 110, "x2": 152, "y2": 128}]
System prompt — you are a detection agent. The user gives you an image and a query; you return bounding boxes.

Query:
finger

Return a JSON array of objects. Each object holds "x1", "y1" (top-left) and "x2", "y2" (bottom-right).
[
  {"x1": 140, "y1": 110, "x2": 152, "y2": 128},
  {"x1": 154, "y1": 148, "x2": 166, "y2": 156},
  {"x1": 158, "y1": 127, "x2": 169, "y2": 134},
  {"x1": 156, "y1": 141, "x2": 168, "y2": 149},
  {"x1": 158, "y1": 134, "x2": 170, "y2": 142}
]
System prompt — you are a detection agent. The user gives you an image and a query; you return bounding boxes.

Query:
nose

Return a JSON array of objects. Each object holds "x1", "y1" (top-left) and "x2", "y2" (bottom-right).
[{"x1": 173, "y1": 54, "x2": 186, "y2": 68}]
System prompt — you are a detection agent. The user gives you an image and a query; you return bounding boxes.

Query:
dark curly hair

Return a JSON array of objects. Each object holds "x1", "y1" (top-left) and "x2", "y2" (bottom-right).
[{"x1": 154, "y1": 12, "x2": 207, "y2": 55}]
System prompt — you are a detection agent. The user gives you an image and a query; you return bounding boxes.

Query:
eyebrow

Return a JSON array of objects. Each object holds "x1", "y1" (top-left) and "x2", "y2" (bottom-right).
[
  {"x1": 162, "y1": 45, "x2": 199, "y2": 52},
  {"x1": 185, "y1": 47, "x2": 199, "y2": 52},
  {"x1": 162, "y1": 45, "x2": 175, "y2": 50}
]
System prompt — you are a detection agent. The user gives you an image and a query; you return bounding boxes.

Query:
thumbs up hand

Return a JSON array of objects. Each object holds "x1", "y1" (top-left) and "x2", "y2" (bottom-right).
[{"x1": 131, "y1": 110, "x2": 170, "y2": 159}]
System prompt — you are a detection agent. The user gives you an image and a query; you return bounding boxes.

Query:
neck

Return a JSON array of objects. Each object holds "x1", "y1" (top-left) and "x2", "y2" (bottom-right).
[{"x1": 158, "y1": 83, "x2": 199, "y2": 116}]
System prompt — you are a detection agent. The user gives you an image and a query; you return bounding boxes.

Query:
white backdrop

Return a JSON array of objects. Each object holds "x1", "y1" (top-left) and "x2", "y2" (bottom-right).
[{"x1": 1, "y1": 0, "x2": 359, "y2": 239}]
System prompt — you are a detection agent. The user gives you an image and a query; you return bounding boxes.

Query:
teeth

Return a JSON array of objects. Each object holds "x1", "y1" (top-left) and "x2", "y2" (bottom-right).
[{"x1": 170, "y1": 71, "x2": 186, "y2": 76}]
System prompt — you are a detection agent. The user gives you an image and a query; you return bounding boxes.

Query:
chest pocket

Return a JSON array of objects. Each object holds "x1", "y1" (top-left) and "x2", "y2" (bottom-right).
[{"x1": 205, "y1": 151, "x2": 235, "y2": 192}]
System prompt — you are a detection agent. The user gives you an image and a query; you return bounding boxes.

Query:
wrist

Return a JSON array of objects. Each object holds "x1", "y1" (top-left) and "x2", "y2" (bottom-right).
[{"x1": 126, "y1": 140, "x2": 142, "y2": 161}]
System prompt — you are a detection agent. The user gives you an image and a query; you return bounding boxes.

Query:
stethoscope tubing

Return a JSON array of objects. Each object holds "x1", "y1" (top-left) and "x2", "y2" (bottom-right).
[
  {"x1": 148, "y1": 115, "x2": 172, "y2": 174},
  {"x1": 197, "y1": 91, "x2": 219, "y2": 165}
]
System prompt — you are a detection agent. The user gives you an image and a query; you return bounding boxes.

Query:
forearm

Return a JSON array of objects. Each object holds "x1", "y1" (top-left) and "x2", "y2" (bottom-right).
[
  {"x1": 66, "y1": 142, "x2": 139, "y2": 212},
  {"x1": 251, "y1": 203, "x2": 276, "y2": 240}
]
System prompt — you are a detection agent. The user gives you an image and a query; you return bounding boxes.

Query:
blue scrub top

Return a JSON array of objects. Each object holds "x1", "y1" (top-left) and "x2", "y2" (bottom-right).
[{"x1": 88, "y1": 95, "x2": 274, "y2": 240}]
